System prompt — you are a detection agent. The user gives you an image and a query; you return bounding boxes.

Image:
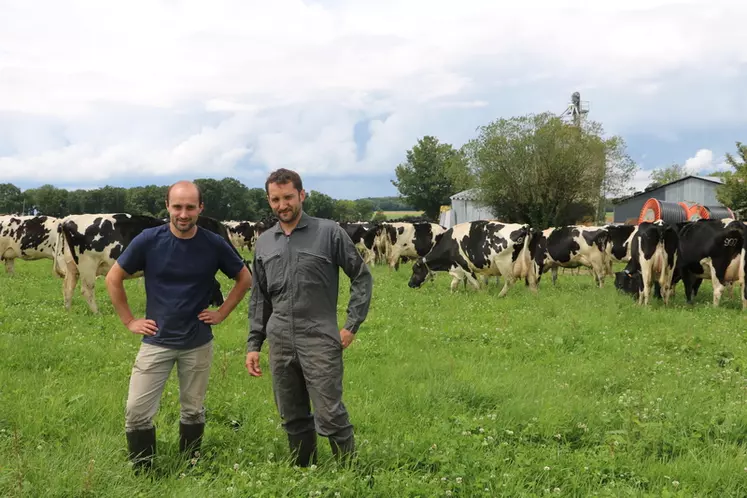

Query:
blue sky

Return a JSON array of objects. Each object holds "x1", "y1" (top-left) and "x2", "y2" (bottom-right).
[{"x1": 1, "y1": 0, "x2": 745, "y2": 200}]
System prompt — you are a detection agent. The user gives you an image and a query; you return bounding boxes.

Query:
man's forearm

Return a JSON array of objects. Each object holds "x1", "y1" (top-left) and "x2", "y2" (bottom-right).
[
  {"x1": 218, "y1": 268, "x2": 252, "y2": 318},
  {"x1": 106, "y1": 278, "x2": 135, "y2": 326}
]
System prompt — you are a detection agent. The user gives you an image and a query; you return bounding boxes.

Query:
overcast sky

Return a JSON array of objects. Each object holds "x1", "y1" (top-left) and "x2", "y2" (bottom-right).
[{"x1": 1, "y1": 0, "x2": 745, "y2": 199}]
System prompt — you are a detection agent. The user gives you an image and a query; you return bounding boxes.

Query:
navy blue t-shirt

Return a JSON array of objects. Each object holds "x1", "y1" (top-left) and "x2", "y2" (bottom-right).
[{"x1": 117, "y1": 224, "x2": 245, "y2": 350}]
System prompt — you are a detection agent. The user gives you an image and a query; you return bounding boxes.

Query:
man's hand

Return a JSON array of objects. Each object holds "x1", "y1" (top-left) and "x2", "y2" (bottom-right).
[
  {"x1": 126, "y1": 318, "x2": 158, "y2": 336},
  {"x1": 198, "y1": 309, "x2": 225, "y2": 325},
  {"x1": 340, "y1": 328, "x2": 355, "y2": 349},
  {"x1": 245, "y1": 352, "x2": 262, "y2": 377}
]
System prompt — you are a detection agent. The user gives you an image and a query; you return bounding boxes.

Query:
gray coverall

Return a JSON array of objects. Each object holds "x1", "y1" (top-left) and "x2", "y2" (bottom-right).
[{"x1": 247, "y1": 212, "x2": 373, "y2": 448}]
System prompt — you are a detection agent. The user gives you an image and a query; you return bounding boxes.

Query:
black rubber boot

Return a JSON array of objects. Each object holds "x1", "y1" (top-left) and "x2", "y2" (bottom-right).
[
  {"x1": 288, "y1": 430, "x2": 318, "y2": 467},
  {"x1": 330, "y1": 434, "x2": 355, "y2": 466},
  {"x1": 179, "y1": 422, "x2": 205, "y2": 459},
  {"x1": 126, "y1": 427, "x2": 156, "y2": 473}
]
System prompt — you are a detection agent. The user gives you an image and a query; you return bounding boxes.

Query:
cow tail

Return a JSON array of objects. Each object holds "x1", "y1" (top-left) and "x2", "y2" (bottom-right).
[
  {"x1": 53, "y1": 223, "x2": 66, "y2": 278},
  {"x1": 523, "y1": 225, "x2": 538, "y2": 288}
]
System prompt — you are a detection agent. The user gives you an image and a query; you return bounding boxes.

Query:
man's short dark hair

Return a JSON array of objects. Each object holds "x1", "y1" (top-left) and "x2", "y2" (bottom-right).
[
  {"x1": 166, "y1": 181, "x2": 203, "y2": 206},
  {"x1": 265, "y1": 168, "x2": 303, "y2": 195}
]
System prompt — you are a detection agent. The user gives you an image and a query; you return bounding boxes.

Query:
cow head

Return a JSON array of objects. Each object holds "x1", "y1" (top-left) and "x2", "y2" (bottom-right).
[
  {"x1": 408, "y1": 259, "x2": 430, "y2": 288},
  {"x1": 614, "y1": 268, "x2": 642, "y2": 297}
]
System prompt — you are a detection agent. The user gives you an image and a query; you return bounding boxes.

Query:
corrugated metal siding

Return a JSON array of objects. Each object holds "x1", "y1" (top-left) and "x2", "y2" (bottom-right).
[
  {"x1": 440, "y1": 198, "x2": 496, "y2": 227},
  {"x1": 613, "y1": 193, "x2": 664, "y2": 223},
  {"x1": 614, "y1": 178, "x2": 726, "y2": 222},
  {"x1": 663, "y1": 178, "x2": 720, "y2": 205}
]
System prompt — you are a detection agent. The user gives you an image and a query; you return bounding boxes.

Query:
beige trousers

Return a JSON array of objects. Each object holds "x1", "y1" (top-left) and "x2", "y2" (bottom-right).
[{"x1": 125, "y1": 341, "x2": 214, "y2": 432}]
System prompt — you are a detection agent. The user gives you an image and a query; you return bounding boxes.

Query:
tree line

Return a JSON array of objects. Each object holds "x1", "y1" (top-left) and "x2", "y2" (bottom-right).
[{"x1": 0, "y1": 178, "x2": 414, "y2": 222}]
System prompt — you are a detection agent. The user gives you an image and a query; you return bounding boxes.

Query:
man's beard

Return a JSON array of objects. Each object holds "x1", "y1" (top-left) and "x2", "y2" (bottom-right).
[{"x1": 172, "y1": 217, "x2": 196, "y2": 232}]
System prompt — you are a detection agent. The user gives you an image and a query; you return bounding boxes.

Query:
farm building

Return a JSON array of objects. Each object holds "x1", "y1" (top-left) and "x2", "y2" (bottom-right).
[
  {"x1": 439, "y1": 188, "x2": 496, "y2": 228},
  {"x1": 612, "y1": 175, "x2": 734, "y2": 224}
]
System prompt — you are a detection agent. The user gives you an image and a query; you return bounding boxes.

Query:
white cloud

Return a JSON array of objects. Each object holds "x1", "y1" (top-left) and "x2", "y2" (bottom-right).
[
  {"x1": 623, "y1": 148, "x2": 734, "y2": 194},
  {"x1": 0, "y1": 0, "x2": 745, "y2": 189},
  {"x1": 683, "y1": 148, "x2": 732, "y2": 174},
  {"x1": 684, "y1": 149, "x2": 715, "y2": 173}
]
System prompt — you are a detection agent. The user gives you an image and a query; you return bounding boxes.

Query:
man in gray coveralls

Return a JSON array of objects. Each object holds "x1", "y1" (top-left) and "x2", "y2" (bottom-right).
[{"x1": 245, "y1": 168, "x2": 373, "y2": 467}]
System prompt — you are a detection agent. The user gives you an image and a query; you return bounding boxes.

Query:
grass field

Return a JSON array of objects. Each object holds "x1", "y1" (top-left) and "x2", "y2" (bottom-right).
[
  {"x1": 381, "y1": 211, "x2": 424, "y2": 220},
  {"x1": 2, "y1": 258, "x2": 747, "y2": 497}
]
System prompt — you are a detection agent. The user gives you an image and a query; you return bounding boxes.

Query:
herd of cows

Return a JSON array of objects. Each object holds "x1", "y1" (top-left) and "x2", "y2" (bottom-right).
[
  {"x1": 338, "y1": 217, "x2": 747, "y2": 309},
  {"x1": 1, "y1": 211, "x2": 747, "y2": 313}
]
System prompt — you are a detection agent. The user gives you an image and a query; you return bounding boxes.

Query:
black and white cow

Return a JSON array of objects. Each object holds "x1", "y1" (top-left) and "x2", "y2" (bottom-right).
[
  {"x1": 378, "y1": 222, "x2": 447, "y2": 270},
  {"x1": 55, "y1": 214, "x2": 245, "y2": 313},
  {"x1": 339, "y1": 222, "x2": 376, "y2": 265},
  {"x1": 530, "y1": 225, "x2": 610, "y2": 287},
  {"x1": 0, "y1": 215, "x2": 62, "y2": 275},
  {"x1": 408, "y1": 221, "x2": 536, "y2": 297},
  {"x1": 224, "y1": 220, "x2": 260, "y2": 252},
  {"x1": 614, "y1": 220, "x2": 679, "y2": 305},
  {"x1": 674, "y1": 218, "x2": 744, "y2": 307},
  {"x1": 603, "y1": 224, "x2": 638, "y2": 275}
]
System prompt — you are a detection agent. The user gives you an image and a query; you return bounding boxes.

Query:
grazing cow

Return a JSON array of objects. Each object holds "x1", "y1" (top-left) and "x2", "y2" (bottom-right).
[
  {"x1": 604, "y1": 224, "x2": 638, "y2": 275},
  {"x1": 530, "y1": 225, "x2": 610, "y2": 287},
  {"x1": 340, "y1": 222, "x2": 376, "y2": 265},
  {"x1": 408, "y1": 221, "x2": 536, "y2": 297},
  {"x1": 379, "y1": 222, "x2": 447, "y2": 270},
  {"x1": 674, "y1": 218, "x2": 744, "y2": 307},
  {"x1": 0, "y1": 215, "x2": 62, "y2": 275},
  {"x1": 614, "y1": 220, "x2": 679, "y2": 305},
  {"x1": 55, "y1": 214, "x2": 245, "y2": 313},
  {"x1": 224, "y1": 220, "x2": 260, "y2": 252}
]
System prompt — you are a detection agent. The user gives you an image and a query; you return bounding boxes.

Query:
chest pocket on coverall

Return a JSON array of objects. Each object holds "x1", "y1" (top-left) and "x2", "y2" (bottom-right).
[
  {"x1": 261, "y1": 251, "x2": 285, "y2": 295},
  {"x1": 297, "y1": 250, "x2": 331, "y2": 288}
]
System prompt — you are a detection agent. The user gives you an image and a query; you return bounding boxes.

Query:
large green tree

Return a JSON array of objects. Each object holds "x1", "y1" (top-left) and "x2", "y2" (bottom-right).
[
  {"x1": 646, "y1": 163, "x2": 688, "y2": 190},
  {"x1": 464, "y1": 112, "x2": 636, "y2": 229},
  {"x1": 29, "y1": 184, "x2": 69, "y2": 217},
  {"x1": 0, "y1": 183, "x2": 23, "y2": 214},
  {"x1": 391, "y1": 136, "x2": 474, "y2": 220},
  {"x1": 715, "y1": 141, "x2": 747, "y2": 215},
  {"x1": 303, "y1": 190, "x2": 337, "y2": 219}
]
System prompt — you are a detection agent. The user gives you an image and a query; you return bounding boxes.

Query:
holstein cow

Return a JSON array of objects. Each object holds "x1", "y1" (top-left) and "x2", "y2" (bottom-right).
[
  {"x1": 674, "y1": 218, "x2": 744, "y2": 307},
  {"x1": 530, "y1": 225, "x2": 610, "y2": 287},
  {"x1": 408, "y1": 220, "x2": 536, "y2": 297},
  {"x1": 379, "y1": 222, "x2": 447, "y2": 270},
  {"x1": 0, "y1": 215, "x2": 62, "y2": 275},
  {"x1": 224, "y1": 220, "x2": 260, "y2": 252},
  {"x1": 55, "y1": 214, "x2": 245, "y2": 313},
  {"x1": 603, "y1": 224, "x2": 638, "y2": 275},
  {"x1": 614, "y1": 220, "x2": 678, "y2": 305},
  {"x1": 340, "y1": 222, "x2": 376, "y2": 265}
]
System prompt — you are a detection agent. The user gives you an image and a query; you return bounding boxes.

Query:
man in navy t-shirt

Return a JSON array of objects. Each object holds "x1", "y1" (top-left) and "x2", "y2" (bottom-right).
[{"x1": 105, "y1": 180, "x2": 251, "y2": 472}]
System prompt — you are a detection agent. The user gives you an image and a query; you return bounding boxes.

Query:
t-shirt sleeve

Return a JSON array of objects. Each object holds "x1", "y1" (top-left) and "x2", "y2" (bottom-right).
[
  {"x1": 216, "y1": 237, "x2": 246, "y2": 279},
  {"x1": 117, "y1": 231, "x2": 150, "y2": 275}
]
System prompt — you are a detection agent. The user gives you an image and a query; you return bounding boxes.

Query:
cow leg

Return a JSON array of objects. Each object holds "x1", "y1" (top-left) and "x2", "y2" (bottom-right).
[
  {"x1": 639, "y1": 261, "x2": 653, "y2": 306},
  {"x1": 4, "y1": 258, "x2": 15, "y2": 275},
  {"x1": 497, "y1": 273, "x2": 516, "y2": 298},
  {"x1": 76, "y1": 258, "x2": 101, "y2": 314},
  {"x1": 80, "y1": 275, "x2": 100, "y2": 314},
  {"x1": 709, "y1": 263, "x2": 726, "y2": 308},
  {"x1": 387, "y1": 248, "x2": 400, "y2": 271},
  {"x1": 658, "y1": 270, "x2": 673, "y2": 306},
  {"x1": 680, "y1": 272, "x2": 697, "y2": 305},
  {"x1": 63, "y1": 264, "x2": 79, "y2": 311},
  {"x1": 448, "y1": 270, "x2": 464, "y2": 292},
  {"x1": 551, "y1": 267, "x2": 559, "y2": 285},
  {"x1": 591, "y1": 262, "x2": 605, "y2": 288},
  {"x1": 742, "y1": 249, "x2": 747, "y2": 311}
]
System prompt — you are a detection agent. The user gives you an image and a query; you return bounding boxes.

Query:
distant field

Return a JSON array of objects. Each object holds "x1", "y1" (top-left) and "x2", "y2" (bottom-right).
[
  {"x1": 2, "y1": 259, "x2": 747, "y2": 496},
  {"x1": 379, "y1": 211, "x2": 614, "y2": 223},
  {"x1": 381, "y1": 210, "x2": 423, "y2": 220}
]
